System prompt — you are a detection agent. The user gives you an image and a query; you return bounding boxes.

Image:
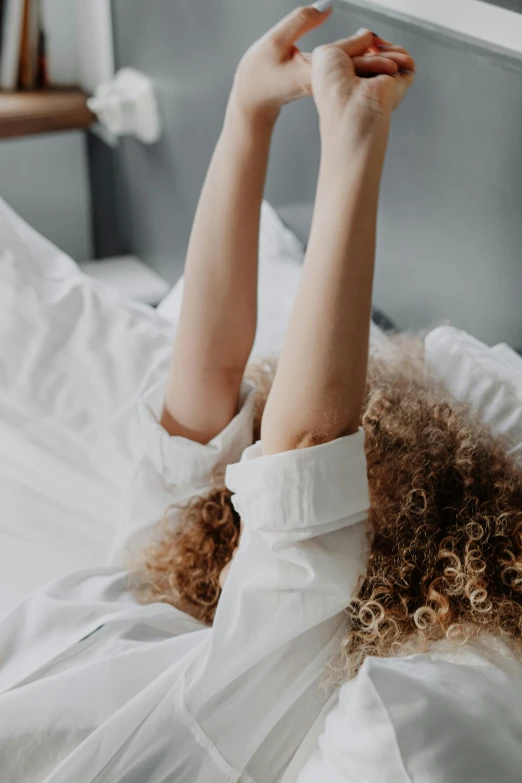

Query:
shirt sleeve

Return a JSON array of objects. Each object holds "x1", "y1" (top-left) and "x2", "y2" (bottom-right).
[
  {"x1": 109, "y1": 378, "x2": 256, "y2": 564},
  {"x1": 296, "y1": 653, "x2": 522, "y2": 783},
  {"x1": 182, "y1": 430, "x2": 370, "y2": 779}
]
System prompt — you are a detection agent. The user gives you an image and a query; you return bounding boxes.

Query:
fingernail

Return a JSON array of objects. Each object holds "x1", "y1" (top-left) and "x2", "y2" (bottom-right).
[
  {"x1": 399, "y1": 69, "x2": 414, "y2": 74},
  {"x1": 312, "y1": 0, "x2": 333, "y2": 11},
  {"x1": 356, "y1": 27, "x2": 370, "y2": 35}
]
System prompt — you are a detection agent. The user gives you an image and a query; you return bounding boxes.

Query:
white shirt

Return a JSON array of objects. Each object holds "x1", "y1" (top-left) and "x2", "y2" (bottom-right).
[
  {"x1": 3, "y1": 380, "x2": 522, "y2": 783},
  {"x1": 0, "y1": 380, "x2": 370, "y2": 783},
  {"x1": 294, "y1": 640, "x2": 522, "y2": 783}
]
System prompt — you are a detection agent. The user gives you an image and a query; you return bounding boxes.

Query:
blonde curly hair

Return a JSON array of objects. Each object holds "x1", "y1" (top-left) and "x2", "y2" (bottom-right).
[{"x1": 136, "y1": 343, "x2": 522, "y2": 673}]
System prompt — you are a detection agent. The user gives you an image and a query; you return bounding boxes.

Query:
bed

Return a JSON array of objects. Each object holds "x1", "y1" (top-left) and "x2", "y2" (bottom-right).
[
  {"x1": 0, "y1": 196, "x2": 172, "y2": 612},
  {"x1": 3, "y1": 193, "x2": 522, "y2": 619},
  {"x1": 0, "y1": 196, "x2": 384, "y2": 614},
  {"x1": 3, "y1": 5, "x2": 522, "y2": 779}
]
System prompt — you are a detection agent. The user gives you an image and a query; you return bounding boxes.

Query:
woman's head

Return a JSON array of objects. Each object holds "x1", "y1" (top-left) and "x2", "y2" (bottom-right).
[
  {"x1": 346, "y1": 338, "x2": 522, "y2": 673},
  {"x1": 137, "y1": 341, "x2": 522, "y2": 671},
  {"x1": 135, "y1": 359, "x2": 275, "y2": 626}
]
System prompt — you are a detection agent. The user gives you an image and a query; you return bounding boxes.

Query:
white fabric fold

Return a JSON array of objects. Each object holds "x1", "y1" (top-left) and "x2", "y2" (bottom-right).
[
  {"x1": 296, "y1": 647, "x2": 522, "y2": 783},
  {"x1": 1, "y1": 374, "x2": 370, "y2": 783},
  {"x1": 425, "y1": 326, "x2": 522, "y2": 459},
  {"x1": 140, "y1": 379, "x2": 256, "y2": 489},
  {"x1": 109, "y1": 380, "x2": 256, "y2": 563},
  {"x1": 226, "y1": 430, "x2": 369, "y2": 536}
]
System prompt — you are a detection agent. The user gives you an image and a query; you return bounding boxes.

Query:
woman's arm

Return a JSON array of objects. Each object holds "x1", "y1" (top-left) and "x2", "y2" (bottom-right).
[
  {"x1": 160, "y1": 104, "x2": 272, "y2": 444},
  {"x1": 161, "y1": 9, "x2": 410, "y2": 445},
  {"x1": 261, "y1": 117, "x2": 389, "y2": 453},
  {"x1": 262, "y1": 33, "x2": 414, "y2": 454},
  {"x1": 178, "y1": 32, "x2": 415, "y2": 780},
  {"x1": 161, "y1": 6, "x2": 335, "y2": 444}
]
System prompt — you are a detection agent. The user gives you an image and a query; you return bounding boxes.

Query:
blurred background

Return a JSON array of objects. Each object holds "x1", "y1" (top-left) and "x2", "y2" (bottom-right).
[{"x1": 1, "y1": 0, "x2": 522, "y2": 344}]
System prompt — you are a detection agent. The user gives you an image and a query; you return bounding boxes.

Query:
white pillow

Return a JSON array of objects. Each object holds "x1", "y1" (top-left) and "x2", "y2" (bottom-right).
[
  {"x1": 425, "y1": 326, "x2": 522, "y2": 459},
  {"x1": 491, "y1": 343, "x2": 522, "y2": 393},
  {"x1": 158, "y1": 201, "x2": 383, "y2": 357}
]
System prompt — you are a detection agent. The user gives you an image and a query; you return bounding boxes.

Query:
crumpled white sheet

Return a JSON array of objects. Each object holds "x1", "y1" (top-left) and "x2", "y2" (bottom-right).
[
  {"x1": 0, "y1": 198, "x2": 332, "y2": 614},
  {"x1": 5, "y1": 188, "x2": 522, "y2": 622},
  {"x1": 0, "y1": 195, "x2": 383, "y2": 615},
  {"x1": 0, "y1": 197, "x2": 174, "y2": 613}
]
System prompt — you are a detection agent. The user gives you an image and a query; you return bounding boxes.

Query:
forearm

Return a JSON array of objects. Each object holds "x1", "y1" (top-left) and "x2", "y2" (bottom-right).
[
  {"x1": 262, "y1": 115, "x2": 390, "y2": 454},
  {"x1": 162, "y1": 100, "x2": 275, "y2": 442}
]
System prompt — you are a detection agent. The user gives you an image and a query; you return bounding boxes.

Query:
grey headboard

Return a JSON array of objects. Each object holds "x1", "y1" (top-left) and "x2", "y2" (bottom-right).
[{"x1": 100, "y1": 0, "x2": 522, "y2": 347}]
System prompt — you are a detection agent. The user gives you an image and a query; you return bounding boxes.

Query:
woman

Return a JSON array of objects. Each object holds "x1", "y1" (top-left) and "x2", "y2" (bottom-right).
[{"x1": 0, "y1": 5, "x2": 520, "y2": 783}]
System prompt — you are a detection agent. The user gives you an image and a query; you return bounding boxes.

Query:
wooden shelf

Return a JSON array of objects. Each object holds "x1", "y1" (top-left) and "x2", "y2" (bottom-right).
[{"x1": 0, "y1": 89, "x2": 95, "y2": 140}]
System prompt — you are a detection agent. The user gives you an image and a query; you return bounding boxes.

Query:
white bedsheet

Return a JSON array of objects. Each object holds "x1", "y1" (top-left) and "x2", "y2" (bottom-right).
[
  {"x1": 0, "y1": 197, "x2": 384, "y2": 616},
  {"x1": 0, "y1": 198, "x2": 174, "y2": 613}
]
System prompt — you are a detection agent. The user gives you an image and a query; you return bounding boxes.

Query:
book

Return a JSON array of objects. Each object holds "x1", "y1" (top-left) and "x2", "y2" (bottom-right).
[
  {"x1": 0, "y1": 0, "x2": 25, "y2": 90},
  {"x1": 36, "y1": 8, "x2": 48, "y2": 88},
  {"x1": 18, "y1": 0, "x2": 40, "y2": 89},
  {"x1": 18, "y1": 0, "x2": 31, "y2": 88},
  {"x1": 0, "y1": 1, "x2": 5, "y2": 61}
]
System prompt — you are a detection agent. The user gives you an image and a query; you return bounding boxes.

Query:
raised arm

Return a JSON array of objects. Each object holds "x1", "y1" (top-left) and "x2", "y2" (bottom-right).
[
  {"x1": 177, "y1": 31, "x2": 415, "y2": 780},
  {"x1": 262, "y1": 31, "x2": 415, "y2": 454},
  {"x1": 161, "y1": 5, "x2": 334, "y2": 443}
]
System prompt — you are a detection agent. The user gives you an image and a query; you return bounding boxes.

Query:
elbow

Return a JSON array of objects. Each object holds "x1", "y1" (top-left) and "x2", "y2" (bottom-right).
[
  {"x1": 289, "y1": 430, "x2": 332, "y2": 451},
  {"x1": 261, "y1": 396, "x2": 361, "y2": 456},
  {"x1": 261, "y1": 422, "x2": 357, "y2": 456}
]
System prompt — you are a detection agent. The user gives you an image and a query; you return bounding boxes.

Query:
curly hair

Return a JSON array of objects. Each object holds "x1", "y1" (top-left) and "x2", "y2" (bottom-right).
[
  {"x1": 135, "y1": 359, "x2": 274, "y2": 625},
  {"x1": 136, "y1": 342, "x2": 522, "y2": 672}
]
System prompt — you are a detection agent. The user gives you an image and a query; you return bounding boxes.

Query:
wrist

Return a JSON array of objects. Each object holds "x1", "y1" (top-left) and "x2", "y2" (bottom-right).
[
  {"x1": 319, "y1": 109, "x2": 390, "y2": 170},
  {"x1": 227, "y1": 89, "x2": 280, "y2": 137},
  {"x1": 320, "y1": 107, "x2": 390, "y2": 147},
  {"x1": 318, "y1": 115, "x2": 390, "y2": 196}
]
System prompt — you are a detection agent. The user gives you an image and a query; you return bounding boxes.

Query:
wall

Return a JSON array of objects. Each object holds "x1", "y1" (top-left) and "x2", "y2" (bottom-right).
[
  {"x1": 109, "y1": 0, "x2": 325, "y2": 282},
  {"x1": 109, "y1": 0, "x2": 522, "y2": 346},
  {"x1": 0, "y1": 2, "x2": 94, "y2": 262},
  {"x1": 339, "y1": 1, "x2": 522, "y2": 347},
  {"x1": 487, "y1": 0, "x2": 522, "y2": 11},
  {"x1": 0, "y1": 132, "x2": 92, "y2": 260}
]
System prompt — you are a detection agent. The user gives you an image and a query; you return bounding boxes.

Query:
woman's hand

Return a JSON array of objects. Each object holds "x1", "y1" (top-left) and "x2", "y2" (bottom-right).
[
  {"x1": 231, "y1": 5, "x2": 332, "y2": 125},
  {"x1": 312, "y1": 30, "x2": 415, "y2": 130},
  {"x1": 231, "y1": 6, "x2": 415, "y2": 126}
]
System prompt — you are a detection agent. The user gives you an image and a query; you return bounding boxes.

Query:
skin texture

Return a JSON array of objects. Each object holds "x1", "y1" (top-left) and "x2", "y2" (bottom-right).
[
  {"x1": 156, "y1": 7, "x2": 414, "y2": 590},
  {"x1": 261, "y1": 35, "x2": 413, "y2": 453},
  {"x1": 140, "y1": 345, "x2": 522, "y2": 675},
  {"x1": 139, "y1": 10, "x2": 522, "y2": 677},
  {"x1": 160, "y1": 6, "x2": 414, "y2": 447}
]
